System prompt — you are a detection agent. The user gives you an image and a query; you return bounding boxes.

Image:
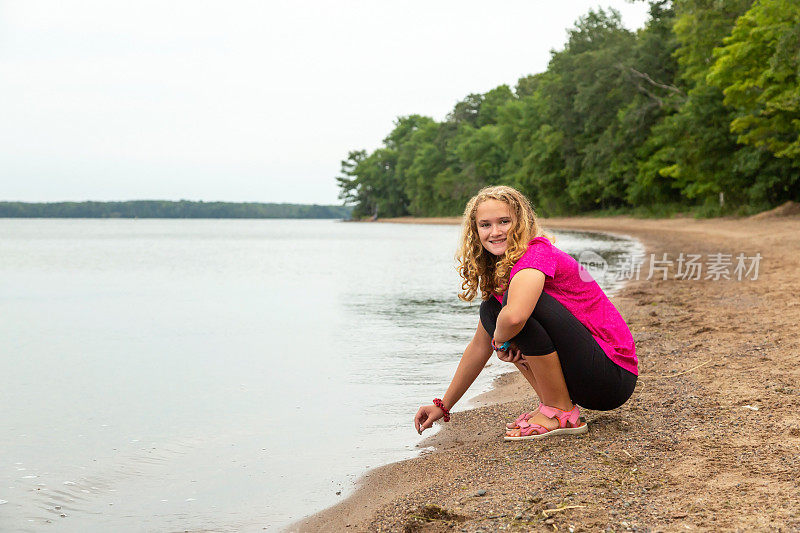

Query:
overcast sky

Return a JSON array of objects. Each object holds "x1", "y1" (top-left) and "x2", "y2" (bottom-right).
[{"x1": 0, "y1": 1, "x2": 651, "y2": 205}]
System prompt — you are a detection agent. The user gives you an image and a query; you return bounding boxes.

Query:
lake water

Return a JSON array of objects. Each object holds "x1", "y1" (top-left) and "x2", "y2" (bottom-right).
[{"x1": 0, "y1": 219, "x2": 642, "y2": 532}]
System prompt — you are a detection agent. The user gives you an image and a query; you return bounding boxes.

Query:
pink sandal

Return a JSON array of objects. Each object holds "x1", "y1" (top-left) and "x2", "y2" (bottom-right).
[
  {"x1": 506, "y1": 406, "x2": 540, "y2": 430},
  {"x1": 504, "y1": 404, "x2": 588, "y2": 441}
]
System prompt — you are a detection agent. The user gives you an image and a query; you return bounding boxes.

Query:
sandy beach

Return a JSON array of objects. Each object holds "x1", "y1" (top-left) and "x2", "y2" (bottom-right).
[{"x1": 293, "y1": 209, "x2": 800, "y2": 532}]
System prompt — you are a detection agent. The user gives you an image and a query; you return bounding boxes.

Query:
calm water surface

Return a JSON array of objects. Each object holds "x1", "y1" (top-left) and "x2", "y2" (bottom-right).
[{"x1": 0, "y1": 219, "x2": 642, "y2": 532}]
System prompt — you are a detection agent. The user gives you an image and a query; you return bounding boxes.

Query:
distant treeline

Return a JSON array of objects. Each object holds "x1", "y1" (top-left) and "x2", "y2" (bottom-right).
[
  {"x1": 337, "y1": 0, "x2": 800, "y2": 218},
  {"x1": 0, "y1": 201, "x2": 352, "y2": 219}
]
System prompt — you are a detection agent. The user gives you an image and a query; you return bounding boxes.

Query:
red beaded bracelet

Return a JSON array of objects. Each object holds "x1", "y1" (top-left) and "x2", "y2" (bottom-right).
[{"x1": 433, "y1": 398, "x2": 451, "y2": 422}]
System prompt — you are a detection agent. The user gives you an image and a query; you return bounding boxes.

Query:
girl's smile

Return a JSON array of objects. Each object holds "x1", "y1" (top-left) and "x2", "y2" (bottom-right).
[{"x1": 475, "y1": 199, "x2": 513, "y2": 256}]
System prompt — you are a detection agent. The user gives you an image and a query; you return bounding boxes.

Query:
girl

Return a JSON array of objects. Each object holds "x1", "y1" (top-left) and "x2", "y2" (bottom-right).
[{"x1": 413, "y1": 186, "x2": 637, "y2": 440}]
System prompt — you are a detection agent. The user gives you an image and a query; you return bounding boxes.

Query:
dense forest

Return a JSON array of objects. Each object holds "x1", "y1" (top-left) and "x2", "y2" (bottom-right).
[
  {"x1": 0, "y1": 201, "x2": 352, "y2": 219},
  {"x1": 336, "y1": 0, "x2": 800, "y2": 218}
]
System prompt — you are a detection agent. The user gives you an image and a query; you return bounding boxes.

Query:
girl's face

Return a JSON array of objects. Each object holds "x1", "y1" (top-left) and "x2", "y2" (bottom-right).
[{"x1": 475, "y1": 199, "x2": 513, "y2": 256}]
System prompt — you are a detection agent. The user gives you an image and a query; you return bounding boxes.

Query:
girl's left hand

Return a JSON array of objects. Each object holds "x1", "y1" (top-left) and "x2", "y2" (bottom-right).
[{"x1": 496, "y1": 343, "x2": 524, "y2": 363}]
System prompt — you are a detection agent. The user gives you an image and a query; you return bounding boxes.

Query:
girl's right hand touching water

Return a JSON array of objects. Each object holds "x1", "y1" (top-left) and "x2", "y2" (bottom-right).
[{"x1": 414, "y1": 405, "x2": 445, "y2": 434}]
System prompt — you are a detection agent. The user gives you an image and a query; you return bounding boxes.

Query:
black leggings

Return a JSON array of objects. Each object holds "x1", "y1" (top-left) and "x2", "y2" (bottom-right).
[{"x1": 480, "y1": 292, "x2": 636, "y2": 411}]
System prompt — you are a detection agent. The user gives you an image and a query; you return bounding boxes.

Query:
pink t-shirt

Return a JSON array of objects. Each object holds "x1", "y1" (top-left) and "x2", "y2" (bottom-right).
[{"x1": 494, "y1": 236, "x2": 638, "y2": 375}]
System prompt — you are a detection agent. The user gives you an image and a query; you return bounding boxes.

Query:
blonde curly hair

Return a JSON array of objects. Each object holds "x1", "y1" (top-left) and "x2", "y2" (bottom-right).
[{"x1": 456, "y1": 185, "x2": 548, "y2": 301}]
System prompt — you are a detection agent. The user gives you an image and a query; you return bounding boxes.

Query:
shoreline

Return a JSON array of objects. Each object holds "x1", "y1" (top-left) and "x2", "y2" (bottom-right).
[{"x1": 292, "y1": 213, "x2": 800, "y2": 532}]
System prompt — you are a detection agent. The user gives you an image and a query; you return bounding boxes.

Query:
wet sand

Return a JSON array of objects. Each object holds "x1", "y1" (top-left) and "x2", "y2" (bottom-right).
[{"x1": 293, "y1": 210, "x2": 800, "y2": 532}]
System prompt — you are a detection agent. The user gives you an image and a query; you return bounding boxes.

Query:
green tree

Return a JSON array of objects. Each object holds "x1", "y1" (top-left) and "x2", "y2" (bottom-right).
[
  {"x1": 401, "y1": 121, "x2": 447, "y2": 215},
  {"x1": 637, "y1": 0, "x2": 757, "y2": 207},
  {"x1": 708, "y1": 0, "x2": 800, "y2": 162},
  {"x1": 532, "y1": 8, "x2": 641, "y2": 210},
  {"x1": 336, "y1": 150, "x2": 371, "y2": 217}
]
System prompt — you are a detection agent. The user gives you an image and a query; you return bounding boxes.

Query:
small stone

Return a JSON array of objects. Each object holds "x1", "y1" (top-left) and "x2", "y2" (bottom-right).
[
  {"x1": 335, "y1": 491, "x2": 341, "y2": 496},
  {"x1": 545, "y1": 518, "x2": 555, "y2": 525},
  {"x1": 476, "y1": 489, "x2": 487, "y2": 496},
  {"x1": 60, "y1": 514, "x2": 66, "y2": 518},
  {"x1": 514, "y1": 512, "x2": 522, "y2": 520}
]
